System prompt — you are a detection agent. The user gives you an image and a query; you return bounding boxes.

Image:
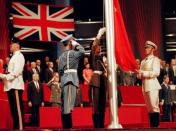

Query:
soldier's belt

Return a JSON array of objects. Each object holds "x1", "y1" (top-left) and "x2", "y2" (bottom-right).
[
  {"x1": 64, "y1": 69, "x2": 77, "y2": 73},
  {"x1": 94, "y1": 70, "x2": 103, "y2": 75}
]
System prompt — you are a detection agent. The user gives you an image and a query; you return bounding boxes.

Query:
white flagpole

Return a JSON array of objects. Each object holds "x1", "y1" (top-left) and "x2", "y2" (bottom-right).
[{"x1": 104, "y1": 0, "x2": 122, "y2": 129}]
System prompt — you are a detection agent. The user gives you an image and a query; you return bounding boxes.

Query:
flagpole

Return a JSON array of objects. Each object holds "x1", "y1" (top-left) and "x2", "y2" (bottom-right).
[{"x1": 104, "y1": 0, "x2": 122, "y2": 128}]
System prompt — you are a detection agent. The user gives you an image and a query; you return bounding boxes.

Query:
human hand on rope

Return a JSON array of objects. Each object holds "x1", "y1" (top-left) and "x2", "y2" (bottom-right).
[{"x1": 97, "y1": 27, "x2": 106, "y2": 39}]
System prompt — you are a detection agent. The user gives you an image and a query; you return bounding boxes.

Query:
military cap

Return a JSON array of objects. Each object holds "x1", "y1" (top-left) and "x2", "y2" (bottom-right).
[
  {"x1": 60, "y1": 34, "x2": 73, "y2": 46},
  {"x1": 11, "y1": 37, "x2": 20, "y2": 44},
  {"x1": 144, "y1": 41, "x2": 157, "y2": 50}
]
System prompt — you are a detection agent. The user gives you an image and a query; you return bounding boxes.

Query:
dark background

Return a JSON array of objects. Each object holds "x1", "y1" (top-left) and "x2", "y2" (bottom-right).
[{"x1": 10, "y1": 0, "x2": 176, "y2": 62}]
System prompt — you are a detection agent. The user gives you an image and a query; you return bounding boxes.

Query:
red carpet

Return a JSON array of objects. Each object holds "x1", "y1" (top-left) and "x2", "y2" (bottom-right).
[{"x1": 39, "y1": 105, "x2": 148, "y2": 128}]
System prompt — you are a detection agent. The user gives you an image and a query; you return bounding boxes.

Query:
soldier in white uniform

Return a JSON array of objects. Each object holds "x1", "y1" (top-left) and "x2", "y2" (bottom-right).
[
  {"x1": 137, "y1": 41, "x2": 161, "y2": 127},
  {"x1": 0, "y1": 38, "x2": 25, "y2": 130}
]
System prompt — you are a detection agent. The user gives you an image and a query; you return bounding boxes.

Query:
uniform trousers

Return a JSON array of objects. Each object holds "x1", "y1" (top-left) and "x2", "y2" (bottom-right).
[
  {"x1": 90, "y1": 76, "x2": 107, "y2": 128},
  {"x1": 7, "y1": 89, "x2": 24, "y2": 130},
  {"x1": 143, "y1": 89, "x2": 160, "y2": 127},
  {"x1": 61, "y1": 83, "x2": 77, "y2": 114},
  {"x1": 143, "y1": 90, "x2": 160, "y2": 113},
  {"x1": 61, "y1": 83, "x2": 77, "y2": 129}
]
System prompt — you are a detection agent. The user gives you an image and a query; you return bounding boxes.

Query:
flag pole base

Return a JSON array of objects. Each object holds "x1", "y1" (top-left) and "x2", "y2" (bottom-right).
[{"x1": 108, "y1": 122, "x2": 123, "y2": 129}]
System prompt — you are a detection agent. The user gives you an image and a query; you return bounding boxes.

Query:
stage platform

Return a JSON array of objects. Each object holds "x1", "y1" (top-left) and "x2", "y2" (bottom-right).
[{"x1": 0, "y1": 83, "x2": 176, "y2": 130}]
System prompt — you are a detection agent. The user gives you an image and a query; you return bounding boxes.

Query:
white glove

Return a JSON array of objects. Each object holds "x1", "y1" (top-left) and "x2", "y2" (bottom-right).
[
  {"x1": 0, "y1": 73, "x2": 6, "y2": 79},
  {"x1": 71, "y1": 40, "x2": 79, "y2": 47},
  {"x1": 97, "y1": 27, "x2": 106, "y2": 39},
  {"x1": 103, "y1": 56, "x2": 107, "y2": 63}
]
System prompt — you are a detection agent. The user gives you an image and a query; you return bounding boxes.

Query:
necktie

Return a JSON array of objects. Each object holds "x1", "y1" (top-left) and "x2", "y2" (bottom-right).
[{"x1": 35, "y1": 81, "x2": 39, "y2": 92}]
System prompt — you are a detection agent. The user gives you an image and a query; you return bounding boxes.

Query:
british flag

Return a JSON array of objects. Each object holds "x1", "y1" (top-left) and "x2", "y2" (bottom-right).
[{"x1": 11, "y1": 2, "x2": 74, "y2": 42}]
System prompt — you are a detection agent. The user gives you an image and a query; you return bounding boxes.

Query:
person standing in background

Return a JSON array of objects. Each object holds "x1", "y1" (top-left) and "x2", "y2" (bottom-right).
[
  {"x1": 159, "y1": 75, "x2": 173, "y2": 122},
  {"x1": 36, "y1": 59, "x2": 43, "y2": 82},
  {"x1": 0, "y1": 38, "x2": 25, "y2": 130},
  {"x1": 45, "y1": 62, "x2": 54, "y2": 83},
  {"x1": 83, "y1": 63, "x2": 93, "y2": 85}
]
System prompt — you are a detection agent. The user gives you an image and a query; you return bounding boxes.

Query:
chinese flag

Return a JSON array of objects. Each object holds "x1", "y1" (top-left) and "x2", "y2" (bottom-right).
[{"x1": 113, "y1": 0, "x2": 138, "y2": 72}]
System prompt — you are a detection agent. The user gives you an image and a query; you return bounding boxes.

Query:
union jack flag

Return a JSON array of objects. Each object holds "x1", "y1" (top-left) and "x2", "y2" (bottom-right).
[{"x1": 11, "y1": 2, "x2": 74, "y2": 42}]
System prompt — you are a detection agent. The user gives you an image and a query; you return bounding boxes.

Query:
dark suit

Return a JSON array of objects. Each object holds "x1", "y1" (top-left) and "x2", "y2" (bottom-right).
[
  {"x1": 169, "y1": 67, "x2": 176, "y2": 84},
  {"x1": 159, "y1": 83, "x2": 173, "y2": 121},
  {"x1": 157, "y1": 68, "x2": 167, "y2": 84},
  {"x1": 36, "y1": 66, "x2": 43, "y2": 82},
  {"x1": 45, "y1": 68, "x2": 54, "y2": 83},
  {"x1": 27, "y1": 69, "x2": 38, "y2": 82},
  {"x1": 27, "y1": 81, "x2": 44, "y2": 126}
]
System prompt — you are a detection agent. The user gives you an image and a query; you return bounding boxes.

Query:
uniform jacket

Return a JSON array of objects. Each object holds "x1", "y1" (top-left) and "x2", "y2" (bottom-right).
[
  {"x1": 58, "y1": 44, "x2": 85, "y2": 88},
  {"x1": 139, "y1": 55, "x2": 161, "y2": 92},
  {"x1": 89, "y1": 38, "x2": 106, "y2": 88},
  {"x1": 27, "y1": 81, "x2": 44, "y2": 105},
  {"x1": 47, "y1": 82, "x2": 61, "y2": 104},
  {"x1": 4, "y1": 51, "x2": 25, "y2": 91}
]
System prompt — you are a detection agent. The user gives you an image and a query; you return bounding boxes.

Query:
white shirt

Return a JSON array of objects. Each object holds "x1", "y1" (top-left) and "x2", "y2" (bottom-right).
[
  {"x1": 4, "y1": 50, "x2": 25, "y2": 91},
  {"x1": 34, "y1": 81, "x2": 39, "y2": 87},
  {"x1": 32, "y1": 68, "x2": 37, "y2": 74},
  {"x1": 37, "y1": 66, "x2": 40, "y2": 72}
]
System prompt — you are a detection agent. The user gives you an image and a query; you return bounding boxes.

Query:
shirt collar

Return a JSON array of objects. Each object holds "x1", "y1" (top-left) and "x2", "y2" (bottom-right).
[
  {"x1": 13, "y1": 50, "x2": 20, "y2": 55},
  {"x1": 145, "y1": 54, "x2": 154, "y2": 60},
  {"x1": 163, "y1": 82, "x2": 169, "y2": 88}
]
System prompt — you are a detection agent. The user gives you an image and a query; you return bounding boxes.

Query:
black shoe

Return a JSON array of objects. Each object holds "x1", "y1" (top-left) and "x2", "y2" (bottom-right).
[
  {"x1": 93, "y1": 114, "x2": 99, "y2": 128},
  {"x1": 149, "y1": 112, "x2": 160, "y2": 128},
  {"x1": 153, "y1": 112, "x2": 160, "y2": 127},
  {"x1": 61, "y1": 113, "x2": 72, "y2": 129},
  {"x1": 68, "y1": 113, "x2": 73, "y2": 128},
  {"x1": 99, "y1": 112, "x2": 105, "y2": 128}
]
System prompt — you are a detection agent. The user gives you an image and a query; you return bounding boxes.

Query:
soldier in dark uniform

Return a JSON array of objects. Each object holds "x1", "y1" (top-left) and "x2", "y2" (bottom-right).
[
  {"x1": 58, "y1": 35, "x2": 85, "y2": 129},
  {"x1": 47, "y1": 73, "x2": 61, "y2": 107},
  {"x1": 89, "y1": 27, "x2": 107, "y2": 128}
]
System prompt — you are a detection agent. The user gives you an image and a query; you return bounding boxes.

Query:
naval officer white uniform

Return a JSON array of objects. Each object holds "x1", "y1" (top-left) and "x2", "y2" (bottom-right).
[
  {"x1": 138, "y1": 41, "x2": 161, "y2": 127},
  {"x1": 0, "y1": 38, "x2": 25, "y2": 130}
]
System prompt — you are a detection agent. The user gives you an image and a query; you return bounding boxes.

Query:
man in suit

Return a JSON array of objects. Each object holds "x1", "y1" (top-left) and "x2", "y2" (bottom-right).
[
  {"x1": 27, "y1": 73, "x2": 44, "y2": 126},
  {"x1": 157, "y1": 60, "x2": 167, "y2": 84},
  {"x1": 28, "y1": 62, "x2": 38, "y2": 81},
  {"x1": 159, "y1": 75, "x2": 173, "y2": 122},
  {"x1": 137, "y1": 41, "x2": 161, "y2": 127},
  {"x1": 89, "y1": 27, "x2": 107, "y2": 128},
  {"x1": 169, "y1": 59, "x2": 176, "y2": 84},
  {"x1": 45, "y1": 62, "x2": 54, "y2": 83},
  {"x1": 36, "y1": 59, "x2": 43, "y2": 82},
  {"x1": 0, "y1": 38, "x2": 25, "y2": 130},
  {"x1": 58, "y1": 34, "x2": 85, "y2": 129}
]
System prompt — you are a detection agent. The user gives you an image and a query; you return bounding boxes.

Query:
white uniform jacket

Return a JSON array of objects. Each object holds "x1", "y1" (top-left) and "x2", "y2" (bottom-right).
[
  {"x1": 4, "y1": 51, "x2": 25, "y2": 91},
  {"x1": 139, "y1": 55, "x2": 161, "y2": 92}
]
